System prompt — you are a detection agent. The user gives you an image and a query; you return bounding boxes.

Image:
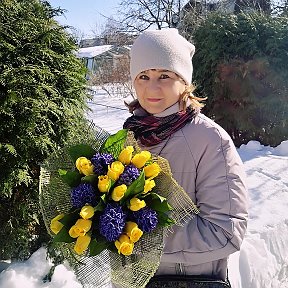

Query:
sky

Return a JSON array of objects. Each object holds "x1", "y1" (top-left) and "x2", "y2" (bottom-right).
[
  {"x1": 0, "y1": 85, "x2": 288, "y2": 288},
  {"x1": 48, "y1": 0, "x2": 121, "y2": 38}
]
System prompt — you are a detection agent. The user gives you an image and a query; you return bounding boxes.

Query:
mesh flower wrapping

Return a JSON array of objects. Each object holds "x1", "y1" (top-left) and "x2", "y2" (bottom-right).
[{"x1": 39, "y1": 127, "x2": 199, "y2": 288}]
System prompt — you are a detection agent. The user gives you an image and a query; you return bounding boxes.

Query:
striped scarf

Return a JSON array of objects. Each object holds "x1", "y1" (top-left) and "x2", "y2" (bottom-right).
[{"x1": 123, "y1": 106, "x2": 197, "y2": 146}]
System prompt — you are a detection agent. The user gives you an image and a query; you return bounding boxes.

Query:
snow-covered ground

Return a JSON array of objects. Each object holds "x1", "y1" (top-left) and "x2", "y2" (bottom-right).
[
  {"x1": 229, "y1": 141, "x2": 288, "y2": 288},
  {"x1": 0, "y1": 87, "x2": 287, "y2": 288}
]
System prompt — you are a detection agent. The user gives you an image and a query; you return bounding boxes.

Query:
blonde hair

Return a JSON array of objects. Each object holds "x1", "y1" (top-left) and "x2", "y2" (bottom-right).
[{"x1": 179, "y1": 84, "x2": 207, "y2": 111}]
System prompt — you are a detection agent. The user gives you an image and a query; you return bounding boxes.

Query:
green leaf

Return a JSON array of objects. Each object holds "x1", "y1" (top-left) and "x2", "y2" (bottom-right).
[
  {"x1": 58, "y1": 169, "x2": 82, "y2": 188},
  {"x1": 89, "y1": 239, "x2": 110, "y2": 256},
  {"x1": 107, "y1": 244, "x2": 118, "y2": 254},
  {"x1": 59, "y1": 209, "x2": 80, "y2": 227},
  {"x1": 68, "y1": 144, "x2": 96, "y2": 162},
  {"x1": 102, "y1": 129, "x2": 128, "y2": 150},
  {"x1": 100, "y1": 193, "x2": 107, "y2": 203},
  {"x1": 109, "y1": 179, "x2": 115, "y2": 191},
  {"x1": 1, "y1": 143, "x2": 17, "y2": 156},
  {"x1": 157, "y1": 212, "x2": 175, "y2": 227},
  {"x1": 144, "y1": 193, "x2": 172, "y2": 213},
  {"x1": 53, "y1": 227, "x2": 75, "y2": 243},
  {"x1": 100, "y1": 129, "x2": 128, "y2": 157},
  {"x1": 81, "y1": 174, "x2": 98, "y2": 186},
  {"x1": 121, "y1": 170, "x2": 145, "y2": 202},
  {"x1": 94, "y1": 198, "x2": 106, "y2": 212}
]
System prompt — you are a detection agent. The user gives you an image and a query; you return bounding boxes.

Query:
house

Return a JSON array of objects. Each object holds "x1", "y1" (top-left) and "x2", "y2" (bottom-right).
[
  {"x1": 77, "y1": 45, "x2": 131, "y2": 80},
  {"x1": 182, "y1": 0, "x2": 235, "y2": 15},
  {"x1": 77, "y1": 45, "x2": 112, "y2": 72},
  {"x1": 181, "y1": 0, "x2": 270, "y2": 16},
  {"x1": 79, "y1": 33, "x2": 135, "y2": 48}
]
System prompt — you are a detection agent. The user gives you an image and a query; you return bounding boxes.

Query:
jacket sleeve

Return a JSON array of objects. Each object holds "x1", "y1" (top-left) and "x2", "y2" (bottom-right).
[{"x1": 163, "y1": 119, "x2": 249, "y2": 265}]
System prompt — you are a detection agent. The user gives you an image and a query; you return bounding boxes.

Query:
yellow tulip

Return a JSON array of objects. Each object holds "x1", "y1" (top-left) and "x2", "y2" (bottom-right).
[
  {"x1": 107, "y1": 161, "x2": 124, "y2": 181},
  {"x1": 50, "y1": 213, "x2": 65, "y2": 235},
  {"x1": 143, "y1": 179, "x2": 155, "y2": 193},
  {"x1": 98, "y1": 175, "x2": 110, "y2": 193},
  {"x1": 69, "y1": 219, "x2": 92, "y2": 238},
  {"x1": 144, "y1": 163, "x2": 161, "y2": 179},
  {"x1": 69, "y1": 225, "x2": 79, "y2": 238},
  {"x1": 74, "y1": 234, "x2": 91, "y2": 255},
  {"x1": 115, "y1": 234, "x2": 134, "y2": 256},
  {"x1": 75, "y1": 157, "x2": 94, "y2": 176},
  {"x1": 131, "y1": 151, "x2": 151, "y2": 169},
  {"x1": 129, "y1": 198, "x2": 146, "y2": 211},
  {"x1": 80, "y1": 205, "x2": 94, "y2": 219},
  {"x1": 118, "y1": 146, "x2": 134, "y2": 165},
  {"x1": 111, "y1": 184, "x2": 127, "y2": 202},
  {"x1": 125, "y1": 221, "x2": 143, "y2": 243}
]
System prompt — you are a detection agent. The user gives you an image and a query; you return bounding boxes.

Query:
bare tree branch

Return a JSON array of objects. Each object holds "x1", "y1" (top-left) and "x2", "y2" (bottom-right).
[{"x1": 116, "y1": 0, "x2": 186, "y2": 33}]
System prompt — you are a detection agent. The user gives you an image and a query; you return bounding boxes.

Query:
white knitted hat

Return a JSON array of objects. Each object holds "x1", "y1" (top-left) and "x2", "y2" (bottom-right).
[{"x1": 130, "y1": 28, "x2": 195, "y2": 85}]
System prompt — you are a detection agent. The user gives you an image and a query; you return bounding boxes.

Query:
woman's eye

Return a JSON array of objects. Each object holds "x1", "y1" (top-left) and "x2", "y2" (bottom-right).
[
  {"x1": 159, "y1": 74, "x2": 170, "y2": 79},
  {"x1": 139, "y1": 74, "x2": 149, "y2": 80}
]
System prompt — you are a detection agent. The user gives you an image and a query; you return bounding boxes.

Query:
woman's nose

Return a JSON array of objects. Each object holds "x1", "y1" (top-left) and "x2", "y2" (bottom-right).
[{"x1": 146, "y1": 79, "x2": 160, "y2": 91}]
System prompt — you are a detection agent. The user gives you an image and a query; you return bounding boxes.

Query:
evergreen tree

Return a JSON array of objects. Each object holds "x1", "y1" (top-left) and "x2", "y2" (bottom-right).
[{"x1": 0, "y1": 0, "x2": 89, "y2": 259}]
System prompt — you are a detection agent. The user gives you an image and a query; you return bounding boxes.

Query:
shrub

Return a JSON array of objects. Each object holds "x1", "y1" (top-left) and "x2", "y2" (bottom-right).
[
  {"x1": 0, "y1": 0, "x2": 89, "y2": 259},
  {"x1": 185, "y1": 12, "x2": 288, "y2": 146},
  {"x1": 213, "y1": 58, "x2": 288, "y2": 146}
]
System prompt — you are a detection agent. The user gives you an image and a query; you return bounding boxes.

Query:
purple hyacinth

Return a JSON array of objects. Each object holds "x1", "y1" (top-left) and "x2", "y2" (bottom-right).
[
  {"x1": 99, "y1": 204, "x2": 127, "y2": 242},
  {"x1": 70, "y1": 183, "x2": 97, "y2": 208},
  {"x1": 133, "y1": 207, "x2": 158, "y2": 233},
  {"x1": 91, "y1": 152, "x2": 114, "y2": 175},
  {"x1": 118, "y1": 164, "x2": 140, "y2": 186}
]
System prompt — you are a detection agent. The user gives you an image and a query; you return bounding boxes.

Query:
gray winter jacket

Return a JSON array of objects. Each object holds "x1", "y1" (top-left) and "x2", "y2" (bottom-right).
[{"x1": 136, "y1": 103, "x2": 249, "y2": 281}]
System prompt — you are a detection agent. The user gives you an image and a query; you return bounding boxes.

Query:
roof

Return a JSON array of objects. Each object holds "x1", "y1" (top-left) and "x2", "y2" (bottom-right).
[{"x1": 77, "y1": 45, "x2": 113, "y2": 58}]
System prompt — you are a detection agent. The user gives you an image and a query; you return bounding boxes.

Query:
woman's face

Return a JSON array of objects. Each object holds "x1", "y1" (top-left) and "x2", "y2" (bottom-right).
[{"x1": 133, "y1": 69, "x2": 186, "y2": 114}]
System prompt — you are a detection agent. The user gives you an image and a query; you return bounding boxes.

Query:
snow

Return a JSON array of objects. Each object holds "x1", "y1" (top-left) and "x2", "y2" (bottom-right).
[
  {"x1": 0, "y1": 248, "x2": 81, "y2": 288},
  {"x1": 228, "y1": 142, "x2": 288, "y2": 288},
  {"x1": 77, "y1": 45, "x2": 112, "y2": 58},
  {"x1": 0, "y1": 86, "x2": 287, "y2": 288}
]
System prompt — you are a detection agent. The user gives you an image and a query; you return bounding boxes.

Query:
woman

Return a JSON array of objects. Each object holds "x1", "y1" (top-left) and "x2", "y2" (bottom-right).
[{"x1": 123, "y1": 28, "x2": 248, "y2": 286}]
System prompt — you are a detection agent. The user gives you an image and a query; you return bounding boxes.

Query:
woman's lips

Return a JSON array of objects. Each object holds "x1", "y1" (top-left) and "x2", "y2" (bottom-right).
[{"x1": 147, "y1": 98, "x2": 161, "y2": 102}]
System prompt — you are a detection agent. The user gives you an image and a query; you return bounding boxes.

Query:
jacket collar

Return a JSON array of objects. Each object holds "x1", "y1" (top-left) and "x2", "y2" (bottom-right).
[
  {"x1": 134, "y1": 102, "x2": 180, "y2": 117},
  {"x1": 153, "y1": 102, "x2": 180, "y2": 117}
]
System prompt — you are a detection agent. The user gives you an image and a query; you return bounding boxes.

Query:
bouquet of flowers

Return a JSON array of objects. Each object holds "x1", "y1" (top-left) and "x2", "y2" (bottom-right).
[
  {"x1": 49, "y1": 128, "x2": 174, "y2": 257},
  {"x1": 40, "y1": 127, "x2": 198, "y2": 288}
]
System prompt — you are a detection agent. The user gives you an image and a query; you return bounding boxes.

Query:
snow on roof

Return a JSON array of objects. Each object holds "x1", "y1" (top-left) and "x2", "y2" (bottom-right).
[{"x1": 77, "y1": 45, "x2": 113, "y2": 58}]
